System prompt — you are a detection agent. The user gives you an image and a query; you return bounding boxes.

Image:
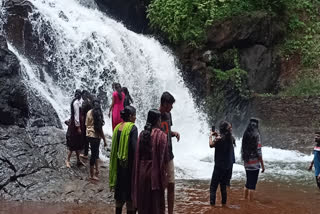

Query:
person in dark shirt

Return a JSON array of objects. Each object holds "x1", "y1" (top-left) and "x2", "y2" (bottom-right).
[
  {"x1": 80, "y1": 90, "x2": 94, "y2": 159},
  {"x1": 209, "y1": 121, "x2": 235, "y2": 206},
  {"x1": 122, "y1": 87, "x2": 133, "y2": 108},
  {"x1": 159, "y1": 91, "x2": 180, "y2": 214},
  {"x1": 308, "y1": 131, "x2": 320, "y2": 189}
]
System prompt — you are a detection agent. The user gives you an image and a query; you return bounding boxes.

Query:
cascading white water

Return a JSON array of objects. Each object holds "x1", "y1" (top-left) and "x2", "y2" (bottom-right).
[{"x1": 1, "y1": 0, "x2": 314, "y2": 181}]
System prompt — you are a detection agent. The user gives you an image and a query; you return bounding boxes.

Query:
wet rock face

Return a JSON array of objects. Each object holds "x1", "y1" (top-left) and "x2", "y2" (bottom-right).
[
  {"x1": 0, "y1": 35, "x2": 61, "y2": 128},
  {"x1": 206, "y1": 12, "x2": 285, "y2": 49},
  {"x1": 0, "y1": 35, "x2": 28, "y2": 126},
  {"x1": 0, "y1": 126, "x2": 113, "y2": 202},
  {"x1": 175, "y1": 12, "x2": 285, "y2": 134},
  {"x1": 94, "y1": 0, "x2": 151, "y2": 33},
  {"x1": 240, "y1": 45, "x2": 280, "y2": 93},
  {"x1": 2, "y1": 0, "x2": 56, "y2": 72}
]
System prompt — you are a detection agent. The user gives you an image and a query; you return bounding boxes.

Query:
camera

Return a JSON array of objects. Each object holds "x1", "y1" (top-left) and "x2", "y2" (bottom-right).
[{"x1": 211, "y1": 125, "x2": 218, "y2": 137}]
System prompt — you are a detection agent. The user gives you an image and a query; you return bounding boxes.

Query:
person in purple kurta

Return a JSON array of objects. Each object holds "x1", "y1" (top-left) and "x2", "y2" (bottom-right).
[{"x1": 132, "y1": 109, "x2": 169, "y2": 214}]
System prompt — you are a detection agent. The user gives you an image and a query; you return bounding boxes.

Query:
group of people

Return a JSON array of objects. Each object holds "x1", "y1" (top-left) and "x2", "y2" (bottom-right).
[
  {"x1": 65, "y1": 83, "x2": 320, "y2": 213},
  {"x1": 65, "y1": 89, "x2": 107, "y2": 180},
  {"x1": 66, "y1": 87, "x2": 179, "y2": 214},
  {"x1": 109, "y1": 91, "x2": 179, "y2": 214},
  {"x1": 209, "y1": 118, "x2": 265, "y2": 207}
]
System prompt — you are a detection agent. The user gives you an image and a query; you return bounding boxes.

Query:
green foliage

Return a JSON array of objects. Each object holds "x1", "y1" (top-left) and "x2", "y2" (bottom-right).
[
  {"x1": 282, "y1": 0, "x2": 320, "y2": 67},
  {"x1": 147, "y1": 0, "x2": 215, "y2": 45},
  {"x1": 147, "y1": 0, "x2": 292, "y2": 45},
  {"x1": 213, "y1": 68, "x2": 250, "y2": 98},
  {"x1": 279, "y1": 76, "x2": 320, "y2": 96}
]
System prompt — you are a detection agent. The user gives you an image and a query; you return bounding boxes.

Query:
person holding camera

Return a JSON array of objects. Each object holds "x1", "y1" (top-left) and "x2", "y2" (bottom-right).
[{"x1": 209, "y1": 121, "x2": 235, "y2": 207}]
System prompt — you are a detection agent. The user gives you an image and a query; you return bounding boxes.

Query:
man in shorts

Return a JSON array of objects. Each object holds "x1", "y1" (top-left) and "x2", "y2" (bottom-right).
[{"x1": 159, "y1": 91, "x2": 180, "y2": 214}]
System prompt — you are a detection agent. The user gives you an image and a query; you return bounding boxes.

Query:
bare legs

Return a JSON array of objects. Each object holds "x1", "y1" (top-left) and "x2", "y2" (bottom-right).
[
  {"x1": 243, "y1": 187, "x2": 255, "y2": 201},
  {"x1": 66, "y1": 150, "x2": 85, "y2": 168},
  {"x1": 167, "y1": 183, "x2": 175, "y2": 214}
]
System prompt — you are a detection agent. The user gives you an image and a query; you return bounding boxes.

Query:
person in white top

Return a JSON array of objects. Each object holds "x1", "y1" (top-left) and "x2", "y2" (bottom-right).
[{"x1": 65, "y1": 89, "x2": 85, "y2": 168}]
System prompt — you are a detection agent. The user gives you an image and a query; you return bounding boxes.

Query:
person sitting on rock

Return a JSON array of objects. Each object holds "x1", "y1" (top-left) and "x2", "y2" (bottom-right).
[
  {"x1": 308, "y1": 131, "x2": 320, "y2": 189},
  {"x1": 65, "y1": 89, "x2": 85, "y2": 168}
]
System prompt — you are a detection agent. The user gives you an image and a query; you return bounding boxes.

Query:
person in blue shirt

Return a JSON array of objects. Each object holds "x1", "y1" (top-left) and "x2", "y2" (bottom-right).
[{"x1": 308, "y1": 131, "x2": 320, "y2": 189}]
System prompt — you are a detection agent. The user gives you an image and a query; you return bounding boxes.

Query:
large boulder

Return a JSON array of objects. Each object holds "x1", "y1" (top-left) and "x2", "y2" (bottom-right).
[
  {"x1": 206, "y1": 12, "x2": 285, "y2": 49},
  {"x1": 0, "y1": 125, "x2": 113, "y2": 202},
  {"x1": 2, "y1": 0, "x2": 56, "y2": 74},
  {"x1": 175, "y1": 12, "x2": 286, "y2": 134},
  {"x1": 0, "y1": 35, "x2": 61, "y2": 128}
]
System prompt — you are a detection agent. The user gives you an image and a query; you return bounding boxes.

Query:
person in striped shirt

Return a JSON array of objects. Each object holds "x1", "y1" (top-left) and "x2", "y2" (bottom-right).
[
  {"x1": 241, "y1": 118, "x2": 265, "y2": 201},
  {"x1": 308, "y1": 131, "x2": 320, "y2": 189}
]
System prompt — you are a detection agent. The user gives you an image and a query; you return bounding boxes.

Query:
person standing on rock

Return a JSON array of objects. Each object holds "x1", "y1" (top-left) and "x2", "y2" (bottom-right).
[
  {"x1": 85, "y1": 98, "x2": 107, "y2": 181},
  {"x1": 109, "y1": 106, "x2": 138, "y2": 214},
  {"x1": 241, "y1": 118, "x2": 265, "y2": 201},
  {"x1": 209, "y1": 121, "x2": 235, "y2": 207},
  {"x1": 108, "y1": 83, "x2": 125, "y2": 130},
  {"x1": 65, "y1": 89, "x2": 85, "y2": 168},
  {"x1": 308, "y1": 131, "x2": 320, "y2": 189},
  {"x1": 132, "y1": 109, "x2": 169, "y2": 214},
  {"x1": 159, "y1": 91, "x2": 180, "y2": 214},
  {"x1": 80, "y1": 90, "x2": 94, "y2": 159}
]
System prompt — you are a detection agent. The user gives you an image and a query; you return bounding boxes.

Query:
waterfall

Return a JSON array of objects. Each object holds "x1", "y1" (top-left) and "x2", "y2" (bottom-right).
[{"x1": 1, "y1": 0, "x2": 313, "y2": 180}]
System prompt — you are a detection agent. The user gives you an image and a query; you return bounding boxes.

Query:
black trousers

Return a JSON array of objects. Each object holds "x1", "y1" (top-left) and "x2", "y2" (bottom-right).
[
  {"x1": 83, "y1": 137, "x2": 89, "y2": 156},
  {"x1": 210, "y1": 166, "x2": 232, "y2": 205},
  {"x1": 87, "y1": 137, "x2": 100, "y2": 166}
]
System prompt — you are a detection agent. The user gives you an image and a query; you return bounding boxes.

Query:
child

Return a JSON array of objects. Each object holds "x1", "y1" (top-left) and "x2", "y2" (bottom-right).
[{"x1": 308, "y1": 131, "x2": 320, "y2": 189}]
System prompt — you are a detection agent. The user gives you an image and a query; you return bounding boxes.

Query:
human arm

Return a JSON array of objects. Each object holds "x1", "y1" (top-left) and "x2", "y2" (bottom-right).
[
  {"x1": 172, "y1": 131, "x2": 180, "y2": 142},
  {"x1": 130, "y1": 126, "x2": 138, "y2": 153},
  {"x1": 100, "y1": 128, "x2": 107, "y2": 147},
  {"x1": 259, "y1": 156, "x2": 265, "y2": 173},
  {"x1": 257, "y1": 136, "x2": 264, "y2": 172},
  {"x1": 308, "y1": 160, "x2": 314, "y2": 171},
  {"x1": 209, "y1": 132, "x2": 220, "y2": 148},
  {"x1": 73, "y1": 100, "x2": 81, "y2": 134},
  {"x1": 108, "y1": 95, "x2": 115, "y2": 118}
]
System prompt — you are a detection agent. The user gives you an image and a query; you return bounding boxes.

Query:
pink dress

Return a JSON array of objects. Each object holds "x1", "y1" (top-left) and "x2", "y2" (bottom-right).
[{"x1": 112, "y1": 91, "x2": 125, "y2": 130}]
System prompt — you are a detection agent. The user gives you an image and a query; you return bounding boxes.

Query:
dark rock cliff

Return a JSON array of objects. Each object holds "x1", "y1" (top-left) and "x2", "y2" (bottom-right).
[
  {"x1": 0, "y1": 34, "x2": 61, "y2": 128},
  {"x1": 175, "y1": 12, "x2": 286, "y2": 135},
  {"x1": 94, "y1": 0, "x2": 151, "y2": 33}
]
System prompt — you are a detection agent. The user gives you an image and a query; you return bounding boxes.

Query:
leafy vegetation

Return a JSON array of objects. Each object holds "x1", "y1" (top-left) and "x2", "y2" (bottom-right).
[
  {"x1": 147, "y1": 0, "x2": 289, "y2": 45},
  {"x1": 279, "y1": 71, "x2": 320, "y2": 96},
  {"x1": 148, "y1": 0, "x2": 320, "y2": 96}
]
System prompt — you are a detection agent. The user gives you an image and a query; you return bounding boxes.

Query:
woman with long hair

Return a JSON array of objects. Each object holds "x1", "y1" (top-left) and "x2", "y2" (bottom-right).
[
  {"x1": 80, "y1": 90, "x2": 94, "y2": 159},
  {"x1": 85, "y1": 98, "x2": 107, "y2": 181},
  {"x1": 241, "y1": 118, "x2": 265, "y2": 201},
  {"x1": 209, "y1": 121, "x2": 235, "y2": 206},
  {"x1": 122, "y1": 87, "x2": 133, "y2": 108},
  {"x1": 109, "y1": 106, "x2": 138, "y2": 214},
  {"x1": 65, "y1": 89, "x2": 85, "y2": 168},
  {"x1": 108, "y1": 83, "x2": 125, "y2": 130},
  {"x1": 132, "y1": 109, "x2": 169, "y2": 214}
]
